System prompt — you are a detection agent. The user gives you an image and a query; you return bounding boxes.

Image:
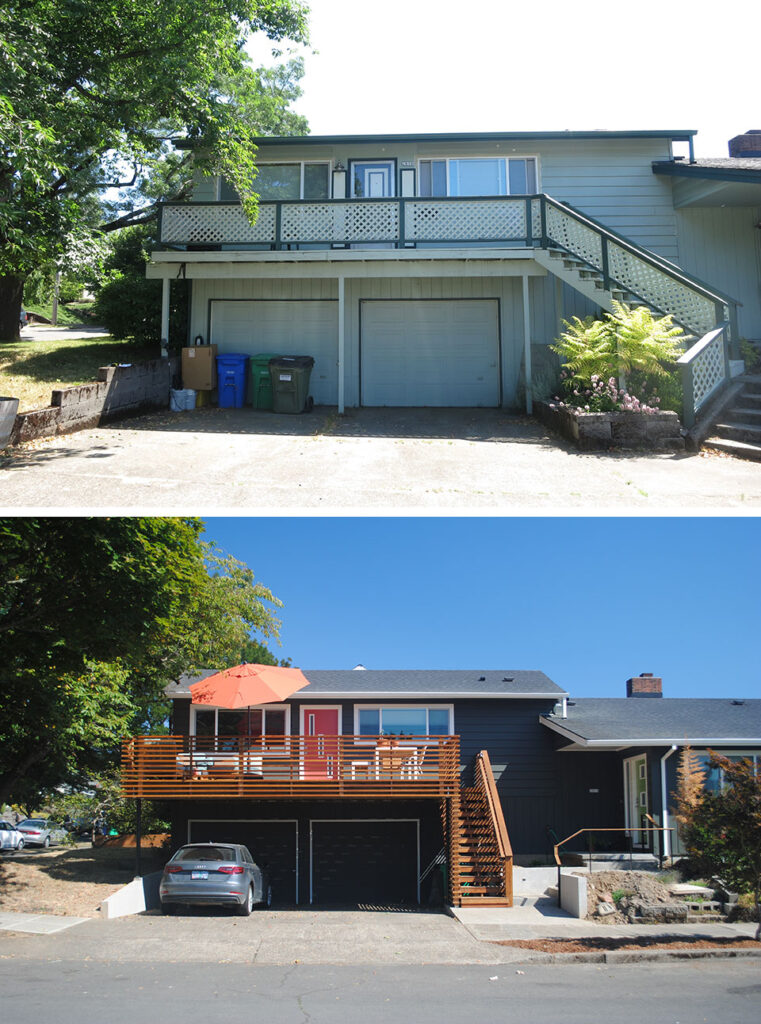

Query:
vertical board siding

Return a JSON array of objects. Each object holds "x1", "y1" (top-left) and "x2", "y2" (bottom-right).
[{"x1": 676, "y1": 206, "x2": 761, "y2": 339}]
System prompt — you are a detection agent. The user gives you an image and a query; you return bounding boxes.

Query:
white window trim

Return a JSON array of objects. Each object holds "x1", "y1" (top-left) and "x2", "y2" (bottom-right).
[
  {"x1": 190, "y1": 703, "x2": 291, "y2": 751},
  {"x1": 416, "y1": 155, "x2": 541, "y2": 197},
  {"x1": 352, "y1": 703, "x2": 454, "y2": 743}
]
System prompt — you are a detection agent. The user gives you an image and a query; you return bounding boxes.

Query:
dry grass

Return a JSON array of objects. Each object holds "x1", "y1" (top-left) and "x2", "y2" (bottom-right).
[
  {"x1": 496, "y1": 936, "x2": 761, "y2": 953},
  {"x1": 0, "y1": 335, "x2": 156, "y2": 411},
  {"x1": 0, "y1": 844, "x2": 166, "y2": 918}
]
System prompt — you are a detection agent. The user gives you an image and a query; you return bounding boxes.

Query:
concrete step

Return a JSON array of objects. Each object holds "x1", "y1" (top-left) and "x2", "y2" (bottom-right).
[
  {"x1": 714, "y1": 421, "x2": 761, "y2": 444},
  {"x1": 703, "y1": 436, "x2": 761, "y2": 461},
  {"x1": 727, "y1": 405, "x2": 761, "y2": 424}
]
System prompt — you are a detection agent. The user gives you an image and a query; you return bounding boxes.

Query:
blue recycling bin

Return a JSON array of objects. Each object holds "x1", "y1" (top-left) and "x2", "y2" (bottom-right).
[{"x1": 216, "y1": 354, "x2": 250, "y2": 408}]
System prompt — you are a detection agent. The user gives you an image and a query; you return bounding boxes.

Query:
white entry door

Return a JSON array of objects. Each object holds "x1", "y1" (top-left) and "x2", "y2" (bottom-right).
[{"x1": 361, "y1": 299, "x2": 501, "y2": 407}]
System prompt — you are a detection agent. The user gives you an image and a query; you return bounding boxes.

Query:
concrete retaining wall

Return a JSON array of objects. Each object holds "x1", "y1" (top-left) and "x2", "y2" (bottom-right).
[
  {"x1": 560, "y1": 872, "x2": 588, "y2": 918},
  {"x1": 99, "y1": 870, "x2": 163, "y2": 920},
  {"x1": 536, "y1": 400, "x2": 684, "y2": 451},
  {"x1": 9, "y1": 358, "x2": 175, "y2": 445}
]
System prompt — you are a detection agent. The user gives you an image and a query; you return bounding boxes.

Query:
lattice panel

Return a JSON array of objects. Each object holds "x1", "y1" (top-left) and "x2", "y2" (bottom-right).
[
  {"x1": 280, "y1": 201, "x2": 399, "y2": 243},
  {"x1": 161, "y1": 204, "x2": 276, "y2": 244},
  {"x1": 531, "y1": 199, "x2": 542, "y2": 241},
  {"x1": 608, "y1": 243, "x2": 716, "y2": 336},
  {"x1": 406, "y1": 200, "x2": 527, "y2": 242},
  {"x1": 691, "y1": 333, "x2": 727, "y2": 411},
  {"x1": 546, "y1": 205, "x2": 602, "y2": 266}
]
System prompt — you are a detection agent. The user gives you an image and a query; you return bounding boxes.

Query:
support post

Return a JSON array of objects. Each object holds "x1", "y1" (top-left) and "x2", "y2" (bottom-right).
[
  {"x1": 135, "y1": 798, "x2": 142, "y2": 878},
  {"x1": 522, "y1": 275, "x2": 533, "y2": 415},
  {"x1": 337, "y1": 275, "x2": 345, "y2": 414},
  {"x1": 160, "y1": 278, "x2": 170, "y2": 358}
]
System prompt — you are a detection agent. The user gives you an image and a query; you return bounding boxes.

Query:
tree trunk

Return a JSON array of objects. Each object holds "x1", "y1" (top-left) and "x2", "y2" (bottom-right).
[{"x1": 0, "y1": 275, "x2": 25, "y2": 341}]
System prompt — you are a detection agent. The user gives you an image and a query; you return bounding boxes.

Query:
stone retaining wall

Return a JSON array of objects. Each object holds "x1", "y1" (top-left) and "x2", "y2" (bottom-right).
[
  {"x1": 535, "y1": 400, "x2": 684, "y2": 451},
  {"x1": 10, "y1": 358, "x2": 174, "y2": 445}
]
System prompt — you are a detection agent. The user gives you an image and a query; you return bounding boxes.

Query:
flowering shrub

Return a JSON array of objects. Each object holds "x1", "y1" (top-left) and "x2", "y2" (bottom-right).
[{"x1": 549, "y1": 373, "x2": 661, "y2": 414}]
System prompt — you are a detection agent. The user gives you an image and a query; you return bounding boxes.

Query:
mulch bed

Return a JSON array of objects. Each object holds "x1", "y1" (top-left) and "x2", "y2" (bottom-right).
[{"x1": 495, "y1": 936, "x2": 760, "y2": 953}]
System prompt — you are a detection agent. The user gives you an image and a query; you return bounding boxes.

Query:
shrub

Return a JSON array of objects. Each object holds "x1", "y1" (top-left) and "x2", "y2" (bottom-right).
[{"x1": 550, "y1": 302, "x2": 685, "y2": 414}]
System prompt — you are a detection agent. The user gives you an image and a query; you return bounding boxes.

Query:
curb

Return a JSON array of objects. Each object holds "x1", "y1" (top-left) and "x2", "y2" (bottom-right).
[{"x1": 504, "y1": 947, "x2": 761, "y2": 965}]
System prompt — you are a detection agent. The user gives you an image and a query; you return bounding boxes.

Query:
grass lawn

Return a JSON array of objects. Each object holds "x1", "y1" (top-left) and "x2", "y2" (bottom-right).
[
  {"x1": 25, "y1": 300, "x2": 97, "y2": 326},
  {"x1": 0, "y1": 335, "x2": 158, "y2": 411}
]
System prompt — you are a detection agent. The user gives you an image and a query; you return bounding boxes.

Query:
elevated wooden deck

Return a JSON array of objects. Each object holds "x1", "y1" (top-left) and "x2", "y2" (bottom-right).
[{"x1": 121, "y1": 734, "x2": 460, "y2": 800}]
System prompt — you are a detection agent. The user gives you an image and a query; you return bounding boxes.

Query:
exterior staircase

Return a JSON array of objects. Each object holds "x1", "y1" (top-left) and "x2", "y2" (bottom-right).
[
  {"x1": 702, "y1": 375, "x2": 761, "y2": 461},
  {"x1": 448, "y1": 750, "x2": 513, "y2": 907},
  {"x1": 534, "y1": 247, "x2": 640, "y2": 314}
]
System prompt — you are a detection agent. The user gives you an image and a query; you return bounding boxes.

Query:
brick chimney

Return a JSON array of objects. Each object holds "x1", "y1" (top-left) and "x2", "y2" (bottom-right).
[
  {"x1": 728, "y1": 131, "x2": 761, "y2": 157},
  {"x1": 626, "y1": 673, "x2": 663, "y2": 698}
]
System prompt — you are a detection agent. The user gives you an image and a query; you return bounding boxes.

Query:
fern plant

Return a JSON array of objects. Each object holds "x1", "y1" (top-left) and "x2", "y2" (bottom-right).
[{"x1": 551, "y1": 302, "x2": 686, "y2": 413}]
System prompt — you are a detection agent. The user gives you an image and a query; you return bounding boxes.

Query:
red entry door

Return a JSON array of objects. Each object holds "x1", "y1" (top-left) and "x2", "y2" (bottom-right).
[{"x1": 303, "y1": 708, "x2": 340, "y2": 780}]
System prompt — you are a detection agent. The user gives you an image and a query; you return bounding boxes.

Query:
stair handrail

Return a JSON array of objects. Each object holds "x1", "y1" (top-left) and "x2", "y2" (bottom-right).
[
  {"x1": 541, "y1": 195, "x2": 739, "y2": 311},
  {"x1": 677, "y1": 322, "x2": 731, "y2": 428},
  {"x1": 476, "y1": 749, "x2": 513, "y2": 861}
]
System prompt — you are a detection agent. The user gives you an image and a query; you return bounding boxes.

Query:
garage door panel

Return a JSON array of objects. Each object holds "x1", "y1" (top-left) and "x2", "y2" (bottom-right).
[
  {"x1": 361, "y1": 299, "x2": 499, "y2": 407},
  {"x1": 311, "y1": 820, "x2": 418, "y2": 905},
  {"x1": 190, "y1": 819, "x2": 298, "y2": 904},
  {"x1": 210, "y1": 300, "x2": 338, "y2": 405}
]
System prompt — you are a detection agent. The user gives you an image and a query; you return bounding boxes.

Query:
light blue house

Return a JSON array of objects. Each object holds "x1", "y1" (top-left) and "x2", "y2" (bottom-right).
[{"x1": 147, "y1": 129, "x2": 761, "y2": 429}]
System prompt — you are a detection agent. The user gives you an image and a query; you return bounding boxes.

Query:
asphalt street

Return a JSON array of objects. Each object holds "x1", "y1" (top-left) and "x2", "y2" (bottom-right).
[{"x1": 2, "y1": 959, "x2": 760, "y2": 1024}]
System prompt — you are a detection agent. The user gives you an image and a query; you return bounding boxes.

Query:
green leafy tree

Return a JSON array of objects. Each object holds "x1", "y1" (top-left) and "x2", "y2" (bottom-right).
[
  {"x1": 677, "y1": 752, "x2": 761, "y2": 940},
  {"x1": 0, "y1": 517, "x2": 284, "y2": 807},
  {"x1": 0, "y1": 0, "x2": 309, "y2": 339}
]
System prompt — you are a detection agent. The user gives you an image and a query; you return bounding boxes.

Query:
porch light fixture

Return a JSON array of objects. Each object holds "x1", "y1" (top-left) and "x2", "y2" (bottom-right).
[{"x1": 332, "y1": 164, "x2": 347, "y2": 199}]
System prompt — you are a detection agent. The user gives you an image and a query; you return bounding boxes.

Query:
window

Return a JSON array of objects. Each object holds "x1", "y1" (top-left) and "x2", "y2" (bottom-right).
[
  {"x1": 418, "y1": 157, "x2": 537, "y2": 197},
  {"x1": 219, "y1": 162, "x2": 330, "y2": 201},
  {"x1": 694, "y1": 751, "x2": 759, "y2": 794},
  {"x1": 191, "y1": 705, "x2": 289, "y2": 749},
  {"x1": 355, "y1": 705, "x2": 453, "y2": 738}
]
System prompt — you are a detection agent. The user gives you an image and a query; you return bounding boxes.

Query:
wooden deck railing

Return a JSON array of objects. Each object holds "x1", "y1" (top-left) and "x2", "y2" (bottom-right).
[{"x1": 121, "y1": 734, "x2": 460, "y2": 799}]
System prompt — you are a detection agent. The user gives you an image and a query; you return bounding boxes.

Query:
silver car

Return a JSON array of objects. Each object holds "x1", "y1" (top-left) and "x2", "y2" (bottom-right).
[
  {"x1": 15, "y1": 818, "x2": 68, "y2": 847},
  {"x1": 159, "y1": 842, "x2": 271, "y2": 916},
  {"x1": 0, "y1": 820, "x2": 25, "y2": 851}
]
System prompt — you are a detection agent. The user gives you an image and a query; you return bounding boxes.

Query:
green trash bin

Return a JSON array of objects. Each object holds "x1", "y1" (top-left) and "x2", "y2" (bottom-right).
[
  {"x1": 269, "y1": 355, "x2": 315, "y2": 414},
  {"x1": 250, "y1": 353, "x2": 281, "y2": 410}
]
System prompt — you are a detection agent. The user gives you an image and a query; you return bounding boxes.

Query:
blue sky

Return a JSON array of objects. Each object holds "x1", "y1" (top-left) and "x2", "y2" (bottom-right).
[
  {"x1": 203, "y1": 517, "x2": 759, "y2": 700},
  {"x1": 247, "y1": 0, "x2": 752, "y2": 159}
]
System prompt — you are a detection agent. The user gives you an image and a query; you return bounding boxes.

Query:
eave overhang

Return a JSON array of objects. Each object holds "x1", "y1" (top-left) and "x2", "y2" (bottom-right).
[{"x1": 541, "y1": 715, "x2": 761, "y2": 750}]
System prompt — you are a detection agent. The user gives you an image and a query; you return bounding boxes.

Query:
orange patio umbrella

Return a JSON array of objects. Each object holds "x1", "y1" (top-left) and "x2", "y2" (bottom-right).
[{"x1": 189, "y1": 663, "x2": 311, "y2": 708}]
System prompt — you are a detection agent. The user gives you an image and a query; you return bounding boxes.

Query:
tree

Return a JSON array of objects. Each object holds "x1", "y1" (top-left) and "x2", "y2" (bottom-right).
[
  {"x1": 0, "y1": 0, "x2": 310, "y2": 339},
  {"x1": 673, "y1": 745, "x2": 706, "y2": 828},
  {"x1": 677, "y1": 751, "x2": 761, "y2": 940},
  {"x1": 0, "y1": 517, "x2": 285, "y2": 807}
]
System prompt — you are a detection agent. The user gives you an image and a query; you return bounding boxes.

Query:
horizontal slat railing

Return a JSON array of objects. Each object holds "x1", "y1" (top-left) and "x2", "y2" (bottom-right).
[{"x1": 121, "y1": 734, "x2": 460, "y2": 799}]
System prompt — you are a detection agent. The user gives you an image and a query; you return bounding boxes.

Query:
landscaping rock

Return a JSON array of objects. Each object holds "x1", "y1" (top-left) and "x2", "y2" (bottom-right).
[
  {"x1": 596, "y1": 902, "x2": 616, "y2": 917},
  {"x1": 625, "y1": 900, "x2": 688, "y2": 924}
]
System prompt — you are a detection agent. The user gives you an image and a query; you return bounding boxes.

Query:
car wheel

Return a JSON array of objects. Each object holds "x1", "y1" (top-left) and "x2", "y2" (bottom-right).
[
  {"x1": 161, "y1": 902, "x2": 176, "y2": 916},
  {"x1": 238, "y1": 886, "x2": 254, "y2": 917},
  {"x1": 264, "y1": 884, "x2": 273, "y2": 909},
  {"x1": 43, "y1": 836, "x2": 50, "y2": 848},
  {"x1": 17, "y1": 839, "x2": 24, "y2": 851}
]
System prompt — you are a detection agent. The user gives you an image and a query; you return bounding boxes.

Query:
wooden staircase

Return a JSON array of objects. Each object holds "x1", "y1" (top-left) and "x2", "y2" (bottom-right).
[{"x1": 448, "y1": 750, "x2": 513, "y2": 907}]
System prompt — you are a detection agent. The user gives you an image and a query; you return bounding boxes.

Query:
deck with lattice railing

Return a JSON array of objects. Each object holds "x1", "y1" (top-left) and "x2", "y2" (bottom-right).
[{"x1": 121, "y1": 734, "x2": 460, "y2": 800}]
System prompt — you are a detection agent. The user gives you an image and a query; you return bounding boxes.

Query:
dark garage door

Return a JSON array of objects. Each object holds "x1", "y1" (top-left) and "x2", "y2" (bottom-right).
[
  {"x1": 311, "y1": 820, "x2": 418, "y2": 905},
  {"x1": 189, "y1": 819, "x2": 298, "y2": 904}
]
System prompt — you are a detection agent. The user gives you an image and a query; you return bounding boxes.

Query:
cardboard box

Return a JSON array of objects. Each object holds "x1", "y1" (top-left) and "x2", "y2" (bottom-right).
[{"x1": 182, "y1": 345, "x2": 217, "y2": 390}]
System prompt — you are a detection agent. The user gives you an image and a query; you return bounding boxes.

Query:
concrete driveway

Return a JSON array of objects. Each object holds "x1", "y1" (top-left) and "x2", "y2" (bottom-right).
[{"x1": 1, "y1": 406, "x2": 759, "y2": 510}]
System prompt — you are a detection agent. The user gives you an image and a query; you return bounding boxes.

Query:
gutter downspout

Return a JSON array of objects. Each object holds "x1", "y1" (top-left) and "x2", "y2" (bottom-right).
[{"x1": 660, "y1": 744, "x2": 678, "y2": 861}]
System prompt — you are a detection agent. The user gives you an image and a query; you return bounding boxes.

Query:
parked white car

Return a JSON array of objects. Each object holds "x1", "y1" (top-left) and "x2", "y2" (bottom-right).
[
  {"x1": 0, "y1": 820, "x2": 25, "y2": 851},
  {"x1": 15, "y1": 818, "x2": 68, "y2": 847}
]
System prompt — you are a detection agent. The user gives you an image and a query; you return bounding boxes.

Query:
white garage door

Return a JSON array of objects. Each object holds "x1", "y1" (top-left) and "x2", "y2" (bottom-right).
[
  {"x1": 210, "y1": 300, "x2": 338, "y2": 406},
  {"x1": 361, "y1": 299, "x2": 500, "y2": 407}
]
